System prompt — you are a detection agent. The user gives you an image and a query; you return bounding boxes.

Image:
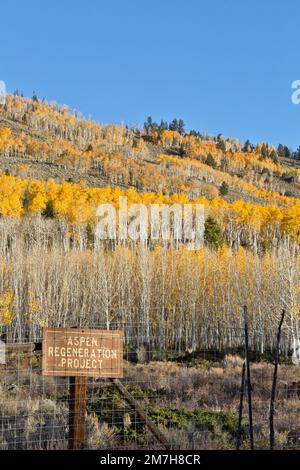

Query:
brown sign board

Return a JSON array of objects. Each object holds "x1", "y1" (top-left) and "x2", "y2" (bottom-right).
[{"x1": 42, "y1": 328, "x2": 123, "y2": 378}]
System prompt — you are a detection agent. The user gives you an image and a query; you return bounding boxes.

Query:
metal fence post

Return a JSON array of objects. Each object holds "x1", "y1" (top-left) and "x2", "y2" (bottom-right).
[{"x1": 243, "y1": 305, "x2": 254, "y2": 450}]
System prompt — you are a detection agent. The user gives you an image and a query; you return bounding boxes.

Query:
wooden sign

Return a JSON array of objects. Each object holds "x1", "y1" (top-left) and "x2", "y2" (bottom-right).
[{"x1": 42, "y1": 327, "x2": 123, "y2": 378}]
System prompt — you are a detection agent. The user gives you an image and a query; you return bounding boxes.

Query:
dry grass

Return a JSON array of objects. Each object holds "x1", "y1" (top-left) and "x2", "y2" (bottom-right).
[
  {"x1": 1, "y1": 355, "x2": 300, "y2": 449},
  {"x1": 123, "y1": 357, "x2": 300, "y2": 449}
]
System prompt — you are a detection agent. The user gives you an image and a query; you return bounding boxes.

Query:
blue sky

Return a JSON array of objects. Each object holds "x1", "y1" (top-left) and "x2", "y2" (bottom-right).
[{"x1": 1, "y1": 0, "x2": 300, "y2": 148}]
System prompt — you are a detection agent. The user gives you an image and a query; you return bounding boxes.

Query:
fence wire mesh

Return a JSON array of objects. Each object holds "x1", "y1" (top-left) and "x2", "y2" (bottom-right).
[{"x1": 0, "y1": 323, "x2": 300, "y2": 450}]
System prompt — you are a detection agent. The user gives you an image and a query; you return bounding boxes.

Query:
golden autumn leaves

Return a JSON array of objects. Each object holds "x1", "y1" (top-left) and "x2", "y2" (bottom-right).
[
  {"x1": 0, "y1": 245, "x2": 299, "y2": 333},
  {"x1": 0, "y1": 173, "x2": 299, "y2": 242},
  {"x1": 0, "y1": 93, "x2": 299, "y2": 244}
]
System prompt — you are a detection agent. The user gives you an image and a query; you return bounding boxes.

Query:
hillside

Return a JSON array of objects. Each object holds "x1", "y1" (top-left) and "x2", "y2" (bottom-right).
[
  {"x1": 0, "y1": 94, "x2": 299, "y2": 250},
  {"x1": 0, "y1": 94, "x2": 299, "y2": 202},
  {"x1": 0, "y1": 93, "x2": 299, "y2": 351}
]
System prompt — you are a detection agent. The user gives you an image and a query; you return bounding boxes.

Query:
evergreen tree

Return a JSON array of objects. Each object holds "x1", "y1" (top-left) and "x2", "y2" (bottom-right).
[
  {"x1": 277, "y1": 144, "x2": 290, "y2": 159},
  {"x1": 159, "y1": 119, "x2": 168, "y2": 132},
  {"x1": 86, "y1": 223, "x2": 95, "y2": 248},
  {"x1": 144, "y1": 116, "x2": 153, "y2": 135},
  {"x1": 22, "y1": 188, "x2": 31, "y2": 213},
  {"x1": 189, "y1": 130, "x2": 202, "y2": 138},
  {"x1": 178, "y1": 119, "x2": 185, "y2": 135},
  {"x1": 243, "y1": 139, "x2": 252, "y2": 152},
  {"x1": 277, "y1": 144, "x2": 285, "y2": 158},
  {"x1": 284, "y1": 146, "x2": 291, "y2": 158},
  {"x1": 42, "y1": 199, "x2": 54, "y2": 219},
  {"x1": 216, "y1": 140, "x2": 226, "y2": 152},
  {"x1": 219, "y1": 181, "x2": 229, "y2": 196},
  {"x1": 204, "y1": 216, "x2": 224, "y2": 248},
  {"x1": 169, "y1": 118, "x2": 178, "y2": 131},
  {"x1": 269, "y1": 149, "x2": 278, "y2": 163},
  {"x1": 294, "y1": 146, "x2": 300, "y2": 160},
  {"x1": 32, "y1": 91, "x2": 39, "y2": 102},
  {"x1": 260, "y1": 143, "x2": 269, "y2": 159},
  {"x1": 205, "y1": 153, "x2": 217, "y2": 169}
]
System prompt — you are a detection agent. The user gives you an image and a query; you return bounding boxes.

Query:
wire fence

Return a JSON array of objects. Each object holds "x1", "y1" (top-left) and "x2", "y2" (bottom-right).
[{"x1": 0, "y1": 324, "x2": 300, "y2": 450}]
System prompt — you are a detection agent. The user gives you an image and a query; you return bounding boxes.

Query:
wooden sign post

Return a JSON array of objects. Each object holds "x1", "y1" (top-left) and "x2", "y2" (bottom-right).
[
  {"x1": 42, "y1": 327, "x2": 123, "y2": 449},
  {"x1": 69, "y1": 376, "x2": 88, "y2": 449}
]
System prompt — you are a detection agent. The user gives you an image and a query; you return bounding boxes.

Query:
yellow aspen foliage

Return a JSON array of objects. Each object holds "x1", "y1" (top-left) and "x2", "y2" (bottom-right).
[
  {"x1": 281, "y1": 205, "x2": 300, "y2": 241},
  {"x1": 159, "y1": 130, "x2": 182, "y2": 147},
  {"x1": 0, "y1": 175, "x2": 25, "y2": 216},
  {"x1": 0, "y1": 172, "x2": 299, "y2": 242},
  {"x1": 157, "y1": 154, "x2": 296, "y2": 207},
  {"x1": 0, "y1": 289, "x2": 15, "y2": 324},
  {"x1": 26, "y1": 293, "x2": 47, "y2": 327}
]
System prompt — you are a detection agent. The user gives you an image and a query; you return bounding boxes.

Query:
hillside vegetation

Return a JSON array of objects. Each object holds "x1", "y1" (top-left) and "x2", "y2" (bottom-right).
[{"x1": 0, "y1": 93, "x2": 299, "y2": 349}]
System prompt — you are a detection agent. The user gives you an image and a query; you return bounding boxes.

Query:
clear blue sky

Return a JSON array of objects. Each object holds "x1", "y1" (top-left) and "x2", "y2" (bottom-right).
[{"x1": 1, "y1": 0, "x2": 300, "y2": 149}]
